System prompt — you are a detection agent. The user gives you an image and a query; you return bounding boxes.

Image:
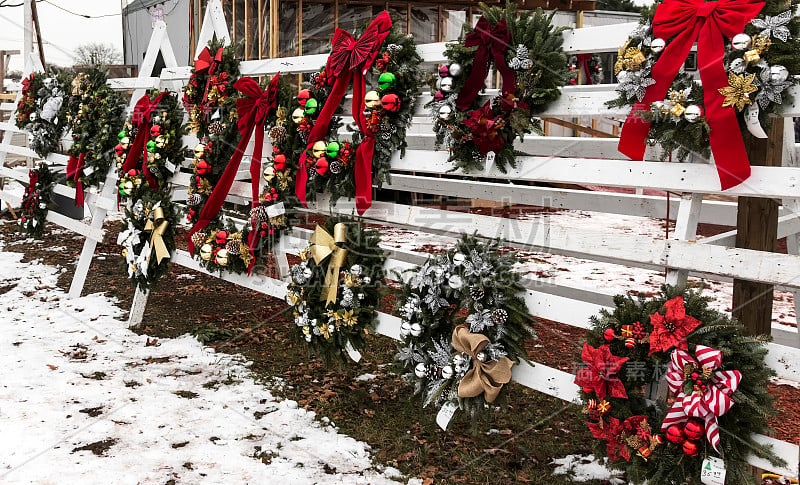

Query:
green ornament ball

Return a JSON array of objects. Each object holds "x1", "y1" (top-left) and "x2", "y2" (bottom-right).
[
  {"x1": 325, "y1": 141, "x2": 340, "y2": 158},
  {"x1": 146, "y1": 140, "x2": 156, "y2": 152},
  {"x1": 304, "y1": 98, "x2": 319, "y2": 116},
  {"x1": 118, "y1": 131, "x2": 127, "y2": 141},
  {"x1": 378, "y1": 72, "x2": 396, "y2": 91}
]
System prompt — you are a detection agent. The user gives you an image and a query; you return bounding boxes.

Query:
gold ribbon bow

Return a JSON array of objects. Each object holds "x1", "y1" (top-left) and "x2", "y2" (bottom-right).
[
  {"x1": 310, "y1": 223, "x2": 348, "y2": 305},
  {"x1": 451, "y1": 325, "x2": 514, "y2": 403},
  {"x1": 144, "y1": 207, "x2": 170, "y2": 265}
]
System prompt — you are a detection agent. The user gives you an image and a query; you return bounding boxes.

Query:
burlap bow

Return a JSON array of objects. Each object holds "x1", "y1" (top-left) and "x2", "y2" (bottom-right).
[
  {"x1": 310, "y1": 223, "x2": 348, "y2": 305},
  {"x1": 144, "y1": 206, "x2": 170, "y2": 266},
  {"x1": 451, "y1": 325, "x2": 514, "y2": 403}
]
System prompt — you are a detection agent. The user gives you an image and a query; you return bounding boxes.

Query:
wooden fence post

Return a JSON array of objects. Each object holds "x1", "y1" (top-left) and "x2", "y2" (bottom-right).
[{"x1": 732, "y1": 118, "x2": 783, "y2": 336}]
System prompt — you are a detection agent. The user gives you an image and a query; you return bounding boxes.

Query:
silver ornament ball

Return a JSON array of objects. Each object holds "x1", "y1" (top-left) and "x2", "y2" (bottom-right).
[
  {"x1": 441, "y1": 365, "x2": 454, "y2": 379},
  {"x1": 683, "y1": 104, "x2": 703, "y2": 123},
  {"x1": 400, "y1": 321, "x2": 412, "y2": 337},
  {"x1": 650, "y1": 38, "x2": 666, "y2": 54},
  {"x1": 770, "y1": 65, "x2": 790, "y2": 83},
  {"x1": 448, "y1": 63, "x2": 462, "y2": 77},
  {"x1": 731, "y1": 33, "x2": 751, "y2": 50},
  {"x1": 452, "y1": 252, "x2": 466, "y2": 265},
  {"x1": 414, "y1": 363, "x2": 427, "y2": 378},
  {"x1": 437, "y1": 104, "x2": 452, "y2": 121},
  {"x1": 448, "y1": 274, "x2": 464, "y2": 290},
  {"x1": 410, "y1": 323, "x2": 423, "y2": 337},
  {"x1": 476, "y1": 351, "x2": 487, "y2": 362}
]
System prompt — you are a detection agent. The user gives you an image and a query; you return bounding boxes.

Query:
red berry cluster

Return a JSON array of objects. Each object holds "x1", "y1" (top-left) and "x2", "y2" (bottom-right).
[
  {"x1": 315, "y1": 69, "x2": 329, "y2": 90},
  {"x1": 374, "y1": 52, "x2": 391, "y2": 72}
]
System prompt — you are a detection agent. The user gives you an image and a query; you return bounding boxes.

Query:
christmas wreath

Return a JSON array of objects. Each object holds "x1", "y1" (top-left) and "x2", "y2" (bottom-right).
[
  {"x1": 18, "y1": 162, "x2": 55, "y2": 239},
  {"x1": 568, "y1": 54, "x2": 604, "y2": 85},
  {"x1": 66, "y1": 68, "x2": 126, "y2": 206},
  {"x1": 292, "y1": 12, "x2": 424, "y2": 215},
  {"x1": 285, "y1": 217, "x2": 385, "y2": 364},
  {"x1": 15, "y1": 70, "x2": 73, "y2": 157},
  {"x1": 576, "y1": 286, "x2": 784, "y2": 484},
  {"x1": 428, "y1": 3, "x2": 568, "y2": 173},
  {"x1": 394, "y1": 236, "x2": 534, "y2": 423},
  {"x1": 611, "y1": 0, "x2": 800, "y2": 189}
]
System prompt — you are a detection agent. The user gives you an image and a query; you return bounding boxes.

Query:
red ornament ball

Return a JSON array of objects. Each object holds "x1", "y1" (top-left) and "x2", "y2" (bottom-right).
[
  {"x1": 315, "y1": 157, "x2": 329, "y2": 176},
  {"x1": 115, "y1": 144, "x2": 124, "y2": 155},
  {"x1": 683, "y1": 419, "x2": 704, "y2": 441},
  {"x1": 381, "y1": 94, "x2": 401, "y2": 112},
  {"x1": 150, "y1": 125, "x2": 163, "y2": 137},
  {"x1": 273, "y1": 154, "x2": 287, "y2": 170},
  {"x1": 682, "y1": 439, "x2": 699, "y2": 457},
  {"x1": 215, "y1": 230, "x2": 229, "y2": 245},
  {"x1": 196, "y1": 160, "x2": 211, "y2": 175},
  {"x1": 624, "y1": 337, "x2": 636, "y2": 348},
  {"x1": 439, "y1": 65, "x2": 450, "y2": 77},
  {"x1": 665, "y1": 424, "x2": 684, "y2": 444},
  {"x1": 126, "y1": 169, "x2": 138, "y2": 177},
  {"x1": 603, "y1": 328, "x2": 615, "y2": 342},
  {"x1": 297, "y1": 89, "x2": 311, "y2": 107}
]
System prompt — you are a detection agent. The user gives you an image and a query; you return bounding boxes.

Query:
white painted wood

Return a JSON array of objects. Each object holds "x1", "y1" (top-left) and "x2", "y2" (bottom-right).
[
  {"x1": 194, "y1": 0, "x2": 231, "y2": 52},
  {"x1": 666, "y1": 193, "x2": 703, "y2": 287}
]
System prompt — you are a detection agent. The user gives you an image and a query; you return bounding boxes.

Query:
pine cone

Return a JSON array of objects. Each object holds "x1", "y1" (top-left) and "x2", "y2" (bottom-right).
[
  {"x1": 191, "y1": 232, "x2": 207, "y2": 249},
  {"x1": 209, "y1": 121, "x2": 224, "y2": 135},
  {"x1": 226, "y1": 238, "x2": 241, "y2": 255},
  {"x1": 491, "y1": 309, "x2": 508, "y2": 325},
  {"x1": 269, "y1": 126, "x2": 287, "y2": 143},
  {"x1": 187, "y1": 193, "x2": 203, "y2": 206},
  {"x1": 470, "y1": 287, "x2": 485, "y2": 301},
  {"x1": 250, "y1": 205, "x2": 268, "y2": 223}
]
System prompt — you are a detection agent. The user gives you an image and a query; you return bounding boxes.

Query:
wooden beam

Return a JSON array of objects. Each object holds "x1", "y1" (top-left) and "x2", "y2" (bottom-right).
[
  {"x1": 30, "y1": 0, "x2": 45, "y2": 70},
  {"x1": 541, "y1": 117, "x2": 616, "y2": 138},
  {"x1": 733, "y1": 118, "x2": 783, "y2": 336},
  {"x1": 258, "y1": 0, "x2": 263, "y2": 59},
  {"x1": 245, "y1": 0, "x2": 250, "y2": 59}
]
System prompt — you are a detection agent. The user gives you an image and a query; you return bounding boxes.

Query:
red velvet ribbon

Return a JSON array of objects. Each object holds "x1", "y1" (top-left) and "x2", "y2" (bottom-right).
[
  {"x1": 122, "y1": 92, "x2": 169, "y2": 190},
  {"x1": 295, "y1": 11, "x2": 392, "y2": 215},
  {"x1": 617, "y1": 0, "x2": 764, "y2": 190},
  {"x1": 196, "y1": 46, "x2": 224, "y2": 101},
  {"x1": 186, "y1": 75, "x2": 280, "y2": 273},
  {"x1": 576, "y1": 54, "x2": 593, "y2": 84},
  {"x1": 66, "y1": 153, "x2": 85, "y2": 207},
  {"x1": 455, "y1": 17, "x2": 516, "y2": 111}
]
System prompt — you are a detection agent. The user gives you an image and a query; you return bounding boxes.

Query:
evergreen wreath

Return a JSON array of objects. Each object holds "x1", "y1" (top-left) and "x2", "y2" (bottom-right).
[
  {"x1": 568, "y1": 54, "x2": 604, "y2": 85},
  {"x1": 290, "y1": 23, "x2": 423, "y2": 208},
  {"x1": 285, "y1": 216, "x2": 385, "y2": 365},
  {"x1": 608, "y1": 0, "x2": 800, "y2": 167},
  {"x1": 394, "y1": 236, "x2": 535, "y2": 421},
  {"x1": 18, "y1": 162, "x2": 55, "y2": 239},
  {"x1": 428, "y1": 3, "x2": 568, "y2": 173},
  {"x1": 576, "y1": 286, "x2": 784, "y2": 485},
  {"x1": 66, "y1": 68, "x2": 127, "y2": 192},
  {"x1": 15, "y1": 70, "x2": 73, "y2": 157}
]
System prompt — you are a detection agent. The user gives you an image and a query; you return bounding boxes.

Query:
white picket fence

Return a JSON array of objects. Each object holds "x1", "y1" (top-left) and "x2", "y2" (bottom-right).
[{"x1": 0, "y1": 0, "x2": 798, "y2": 476}]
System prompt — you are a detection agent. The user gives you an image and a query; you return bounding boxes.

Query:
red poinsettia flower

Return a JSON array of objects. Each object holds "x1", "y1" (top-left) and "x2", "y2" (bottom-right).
[
  {"x1": 648, "y1": 296, "x2": 701, "y2": 355},
  {"x1": 587, "y1": 416, "x2": 630, "y2": 462},
  {"x1": 462, "y1": 101, "x2": 507, "y2": 155},
  {"x1": 575, "y1": 343, "x2": 629, "y2": 400}
]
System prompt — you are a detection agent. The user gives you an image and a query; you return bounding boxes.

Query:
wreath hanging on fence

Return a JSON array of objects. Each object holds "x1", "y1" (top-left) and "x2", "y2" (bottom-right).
[
  {"x1": 18, "y1": 162, "x2": 55, "y2": 239},
  {"x1": 610, "y1": 0, "x2": 800, "y2": 190},
  {"x1": 568, "y1": 54, "x2": 604, "y2": 85},
  {"x1": 15, "y1": 70, "x2": 73, "y2": 157},
  {"x1": 66, "y1": 68, "x2": 126, "y2": 206},
  {"x1": 576, "y1": 286, "x2": 783, "y2": 485},
  {"x1": 394, "y1": 236, "x2": 534, "y2": 423},
  {"x1": 285, "y1": 217, "x2": 385, "y2": 364},
  {"x1": 428, "y1": 3, "x2": 568, "y2": 174},
  {"x1": 292, "y1": 12, "x2": 424, "y2": 215}
]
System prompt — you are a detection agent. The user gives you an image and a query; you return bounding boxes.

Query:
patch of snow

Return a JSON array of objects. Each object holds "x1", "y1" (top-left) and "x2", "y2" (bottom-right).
[
  {"x1": 771, "y1": 377, "x2": 800, "y2": 389},
  {"x1": 175, "y1": 273, "x2": 196, "y2": 280},
  {"x1": 0, "y1": 245, "x2": 407, "y2": 484},
  {"x1": 550, "y1": 454, "x2": 624, "y2": 483},
  {"x1": 41, "y1": 245, "x2": 68, "y2": 252},
  {"x1": 355, "y1": 373, "x2": 377, "y2": 382}
]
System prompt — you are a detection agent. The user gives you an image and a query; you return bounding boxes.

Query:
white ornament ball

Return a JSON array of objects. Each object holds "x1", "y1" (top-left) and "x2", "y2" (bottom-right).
[
  {"x1": 731, "y1": 33, "x2": 751, "y2": 50},
  {"x1": 452, "y1": 252, "x2": 466, "y2": 265},
  {"x1": 362, "y1": 276, "x2": 371, "y2": 284},
  {"x1": 438, "y1": 105, "x2": 452, "y2": 121},
  {"x1": 616, "y1": 70, "x2": 630, "y2": 83},
  {"x1": 410, "y1": 323, "x2": 423, "y2": 337},
  {"x1": 414, "y1": 363, "x2": 427, "y2": 378},
  {"x1": 441, "y1": 365, "x2": 454, "y2": 379},
  {"x1": 453, "y1": 354, "x2": 464, "y2": 366},
  {"x1": 350, "y1": 264, "x2": 363, "y2": 275},
  {"x1": 448, "y1": 274, "x2": 464, "y2": 290},
  {"x1": 305, "y1": 334, "x2": 312, "y2": 342},
  {"x1": 400, "y1": 321, "x2": 412, "y2": 337},
  {"x1": 770, "y1": 65, "x2": 790, "y2": 83},
  {"x1": 439, "y1": 77, "x2": 454, "y2": 93},
  {"x1": 476, "y1": 351, "x2": 487, "y2": 362},
  {"x1": 448, "y1": 63, "x2": 462, "y2": 77},
  {"x1": 29, "y1": 112, "x2": 37, "y2": 121},
  {"x1": 683, "y1": 104, "x2": 703, "y2": 123},
  {"x1": 38, "y1": 203, "x2": 46, "y2": 209},
  {"x1": 650, "y1": 38, "x2": 666, "y2": 54}
]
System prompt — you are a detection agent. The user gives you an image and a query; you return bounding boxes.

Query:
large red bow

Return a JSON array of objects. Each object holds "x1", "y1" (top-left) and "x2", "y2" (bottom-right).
[
  {"x1": 660, "y1": 345, "x2": 742, "y2": 451},
  {"x1": 295, "y1": 11, "x2": 392, "y2": 215},
  {"x1": 195, "y1": 46, "x2": 224, "y2": 100},
  {"x1": 122, "y1": 92, "x2": 169, "y2": 190},
  {"x1": 455, "y1": 17, "x2": 516, "y2": 111},
  {"x1": 618, "y1": 0, "x2": 764, "y2": 190},
  {"x1": 66, "y1": 153, "x2": 85, "y2": 207},
  {"x1": 186, "y1": 75, "x2": 280, "y2": 273}
]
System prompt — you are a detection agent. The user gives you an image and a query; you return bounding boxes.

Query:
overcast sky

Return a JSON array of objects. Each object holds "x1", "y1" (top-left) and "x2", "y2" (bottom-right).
[{"x1": 0, "y1": 0, "x2": 124, "y2": 72}]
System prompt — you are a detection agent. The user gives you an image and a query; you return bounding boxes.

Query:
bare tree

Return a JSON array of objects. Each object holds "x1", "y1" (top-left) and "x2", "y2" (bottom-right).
[{"x1": 73, "y1": 42, "x2": 122, "y2": 67}]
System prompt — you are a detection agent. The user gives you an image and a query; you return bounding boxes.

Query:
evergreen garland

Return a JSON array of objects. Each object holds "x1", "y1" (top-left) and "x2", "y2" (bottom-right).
[
  {"x1": 67, "y1": 68, "x2": 127, "y2": 190},
  {"x1": 289, "y1": 27, "x2": 423, "y2": 206},
  {"x1": 394, "y1": 236, "x2": 535, "y2": 421},
  {"x1": 18, "y1": 162, "x2": 56, "y2": 239},
  {"x1": 285, "y1": 216, "x2": 385, "y2": 365},
  {"x1": 428, "y1": 3, "x2": 568, "y2": 173},
  {"x1": 577, "y1": 286, "x2": 783, "y2": 484},
  {"x1": 15, "y1": 69, "x2": 73, "y2": 157},
  {"x1": 607, "y1": 0, "x2": 800, "y2": 162}
]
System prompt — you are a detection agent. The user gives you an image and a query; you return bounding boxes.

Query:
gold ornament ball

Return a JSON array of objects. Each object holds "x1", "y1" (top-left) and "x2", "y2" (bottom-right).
[
  {"x1": 215, "y1": 248, "x2": 229, "y2": 266},
  {"x1": 155, "y1": 135, "x2": 166, "y2": 148},
  {"x1": 312, "y1": 140, "x2": 327, "y2": 158},
  {"x1": 364, "y1": 90, "x2": 381, "y2": 109},
  {"x1": 263, "y1": 165, "x2": 276, "y2": 183},
  {"x1": 199, "y1": 243, "x2": 213, "y2": 261},
  {"x1": 120, "y1": 137, "x2": 131, "y2": 149},
  {"x1": 123, "y1": 181, "x2": 134, "y2": 193},
  {"x1": 193, "y1": 144, "x2": 206, "y2": 157},
  {"x1": 291, "y1": 107, "x2": 304, "y2": 124}
]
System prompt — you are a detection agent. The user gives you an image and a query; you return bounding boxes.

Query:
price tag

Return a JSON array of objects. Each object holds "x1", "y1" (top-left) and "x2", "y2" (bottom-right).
[
  {"x1": 266, "y1": 202, "x2": 285, "y2": 219},
  {"x1": 744, "y1": 105, "x2": 768, "y2": 139},
  {"x1": 436, "y1": 402, "x2": 458, "y2": 431},
  {"x1": 83, "y1": 166, "x2": 95, "y2": 176},
  {"x1": 484, "y1": 151, "x2": 496, "y2": 176},
  {"x1": 164, "y1": 161, "x2": 177, "y2": 173},
  {"x1": 344, "y1": 341, "x2": 362, "y2": 363},
  {"x1": 31, "y1": 219, "x2": 38, "y2": 228},
  {"x1": 700, "y1": 456, "x2": 726, "y2": 485}
]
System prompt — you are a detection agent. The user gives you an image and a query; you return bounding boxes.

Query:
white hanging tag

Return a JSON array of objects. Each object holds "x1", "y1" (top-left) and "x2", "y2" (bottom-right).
[
  {"x1": 164, "y1": 161, "x2": 177, "y2": 173},
  {"x1": 744, "y1": 104, "x2": 768, "y2": 139},
  {"x1": 266, "y1": 202, "x2": 285, "y2": 219},
  {"x1": 31, "y1": 219, "x2": 38, "y2": 228},
  {"x1": 484, "y1": 151, "x2": 496, "y2": 176},
  {"x1": 344, "y1": 341, "x2": 362, "y2": 363},
  {"x1": 436, "y1": 401, "x2": 458, "y2": 430},
  {"x1": 700, "y1": 456, "x2": 726, "y2": 485},
  {"x1": 83, "y1": 166, "x2": 95, "y2": 176}
]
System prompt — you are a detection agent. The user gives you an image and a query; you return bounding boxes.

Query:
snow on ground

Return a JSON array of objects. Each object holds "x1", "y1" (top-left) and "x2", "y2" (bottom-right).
[
  {"x1": 380, "y1": 209, "x2": 798, "y2": 331},
  {"x1": 0, "y1": 247, "x2": 407, "y2": 484},
  {"x1": 550, "y1": 454, "x2": 624, "y2": 484}
]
